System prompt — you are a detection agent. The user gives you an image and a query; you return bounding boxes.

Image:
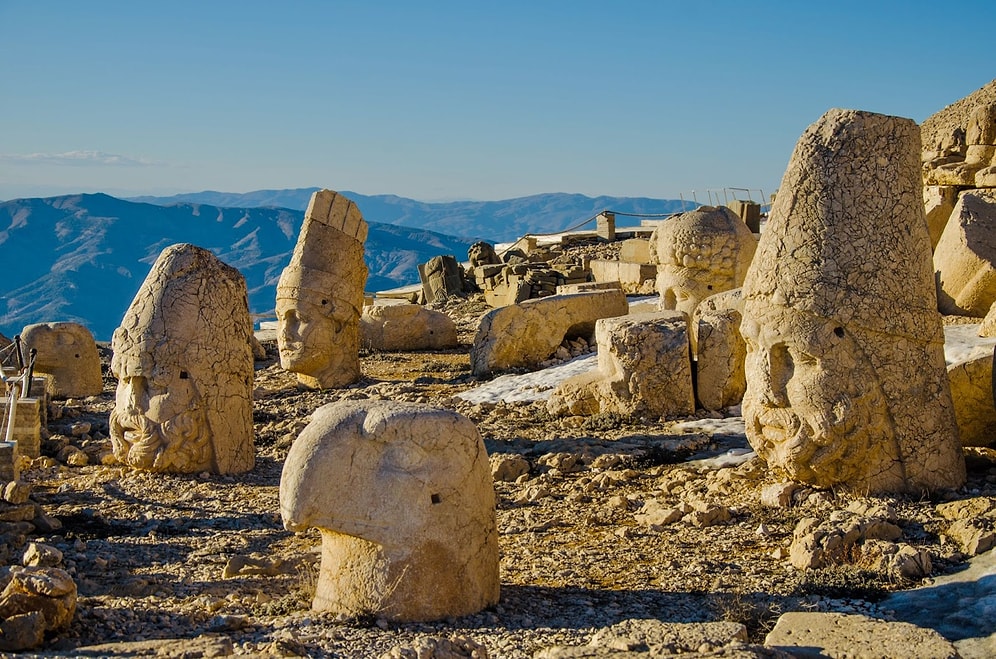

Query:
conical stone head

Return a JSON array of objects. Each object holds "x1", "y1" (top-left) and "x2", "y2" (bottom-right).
[{"x1": 740, "y1": 109, "x2": 965, "y2": 494}]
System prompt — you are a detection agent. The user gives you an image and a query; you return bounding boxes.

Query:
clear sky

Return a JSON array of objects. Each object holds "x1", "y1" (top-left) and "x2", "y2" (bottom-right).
[{"x1": 1, "y1": 1, "x2": 993, "y2": 203}]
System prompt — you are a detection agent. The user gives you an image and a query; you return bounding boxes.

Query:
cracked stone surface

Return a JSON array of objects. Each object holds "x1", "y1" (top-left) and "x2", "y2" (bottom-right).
[
  {"x1": 20, "y1": 322, "x2": 103, "y2": 399},
  {"x1": 740, "y1": 108, "x2": 965, "y2": 494},
  {"x1": 109, "y1": 243, "x2": 255, "y2": 475}
]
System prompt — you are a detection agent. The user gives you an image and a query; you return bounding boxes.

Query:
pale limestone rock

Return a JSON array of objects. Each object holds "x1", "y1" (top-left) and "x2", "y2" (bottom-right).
[
  {"x1": 0, "y1": 567, "x2": 76, "y2": 637},
  {"x1": 588, "y1": 260, "x2": 656, "y2": 294},
  {"x1": 980, "y1": 300, "x2": 996, "y2": 336},
  {"x1": 360, "y1": 304, "x2": 458, "y2": 351},
  {"x1": 765, "y1": 612, "x2": 958, "y2": 659},
  {"x1": 419, "y1": 255, "x2": 464, "y2": 303},
  {"x1": 652, "y1": 205, "x2": 756, "y2": 321},
  {"x1": 947, "y1": 352, "x2": 996, "y2": 446},
  {"x1": 279, "y1": 400, "x2": 499, "y2": 622},
  {"x1": 619, "y1": 238, "x2": 652, "y2": 264},
  {"x1": 922, "y1": 80, "x2": 996, "y2": 188},
  {"x1": 924, "y1": 185, "x2": 959, "y2": 250},
  {"x1": 19, "y1": 322, "x2": 102, "y2": 399},
  {"x1": 547, "y1": 312, "x2": 694, "y2": 418},
  {"x1": 695, "y1": 305, "x2": 747, "y2": 412},
  {"x1": 741, "y1": 109, "x2": 965, "y2": 494},
  {"x1": 276, "y1": 189, "x2": 367, "y2": 389},
  {"x1": 470, "y1": 290, "x2": 628, "y2": 376},
  {"x1": 934, "y1": 190, "x2": 996, "y2": 316},
  {"x1": 110, "y1": 243, "x2": 254, "y2": 475}
]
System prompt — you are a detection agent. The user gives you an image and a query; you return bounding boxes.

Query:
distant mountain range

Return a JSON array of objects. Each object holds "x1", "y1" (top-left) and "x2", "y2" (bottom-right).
[
  {"x1": 0, "y1": 193, "x2": 473, "y2": 340},
  {"x1": 128, "y1": 188, "x2": 688, "y2": 243},
  {"x1": 0, "y1": 188, "x2": 687, "y2": 341}
]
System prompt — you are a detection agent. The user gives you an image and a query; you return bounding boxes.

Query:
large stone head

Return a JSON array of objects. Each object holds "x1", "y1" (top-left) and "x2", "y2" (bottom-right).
[
  {"x1": 741, "y1": 109, "x2": 965, "y2": 494},
  {"x1": 20, "y1": 321, "x2": 103, "y2": 398},
  {"x1": 653, "y1": 205, "x2": 756, "y2": 319},
  {"x1": 279, "y1": 399, "x2": 499, "y2": 621},
  {"x1": 110, "y1": 243, "x2": 254, "y2": 474},
  {"x1": 276, "y1": 190, "x2": 367, "y2": 389}
]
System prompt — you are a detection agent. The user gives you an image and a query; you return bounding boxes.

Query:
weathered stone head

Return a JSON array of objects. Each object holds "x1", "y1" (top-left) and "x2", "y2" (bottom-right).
[
  {"x1": 653, "y1": 205, "x2": 756, "y2": 319},
  {"x1": 110, "y1": 243, "x2": 254, "y2": 474},
  {"x1": 468, "y1": 241, "x2": 500, "y2": 267},
  {"x1": 279, "y1": 400, "x2": 499, "y2": 622},
  {"x1": 20, "y1": 322, "x2": 102, "y2": 398},
  {"x1": 740, "y1": 109, "x2": 965, "y2": 494},
  {"x1": 276, "y1": 190, "x2": 367, "y2": 389}
]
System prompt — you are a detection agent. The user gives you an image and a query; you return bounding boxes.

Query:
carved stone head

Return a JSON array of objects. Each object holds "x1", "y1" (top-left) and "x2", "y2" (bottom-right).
[
  {"x1": 20, "y1": 322, "x2": 103, "y2": 398},
  {"x1": 276, "y1": 190, "x2": 367, "y2": 389},
  {"x1": 109, "y1": 243, "x2": 254, "y2": 474},
  {"x1": 653, "y1": 206, "x2": 756, "y2": 319},
  {"x1": 279, "y1": 400, "x2": 499, "y2": 621},
  {"x1": 741, "y1": 109, "x2": 965, "y2": 494}
]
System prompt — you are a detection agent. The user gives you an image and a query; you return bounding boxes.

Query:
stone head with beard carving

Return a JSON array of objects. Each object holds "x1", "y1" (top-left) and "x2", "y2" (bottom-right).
[
  {"x1": 110, "y1": 243, "x2": 255, "y2": 475},
  {"x1": 740, "y1": 109, "x2": 965, "y2": 494}
]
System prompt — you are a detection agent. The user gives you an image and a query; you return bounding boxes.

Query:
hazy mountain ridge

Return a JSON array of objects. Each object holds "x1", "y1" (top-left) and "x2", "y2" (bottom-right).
[
  {"x1": 0, "y1": 194, "x2": 473, "y2": 340},
  {"x1": 128, "y1": 189, "x2": 689, "y2": 242}
]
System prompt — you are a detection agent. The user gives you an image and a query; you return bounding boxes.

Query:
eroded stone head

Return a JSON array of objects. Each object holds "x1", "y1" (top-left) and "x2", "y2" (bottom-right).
[
  {"x1": 20, "y1": 322, "x2": 102, "y2": 398},
  {"x1": 653, "y1": 206, "x2": 756, "y2": 319},
  {"x1": 276, "y1": 190, "x2": 367, "y2": 389},
  {"x1": 279, "y1": 399, "x2": 499, "y2": 621},
  {"x1": 109, "y1": 243, "x2": 254, "y2": 474},
  {"x1": 741, "y1": 109, "x2": 965, "y2": 494}
]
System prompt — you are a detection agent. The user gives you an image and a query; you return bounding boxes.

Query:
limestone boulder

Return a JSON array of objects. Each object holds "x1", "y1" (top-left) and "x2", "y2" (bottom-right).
[
  {"x1": 741, "y1": 109, "x2": 964, "y2": 494},
  {"x1": 470, "y1": 290, "x2": 628, "y2": 376},
  {"x1": 947, "y1": 352, "x2": 996, "y2": 447},
  {"x1": 695, "y1": 306, "x2": 747, "y2": 411},
  {"x1": 360, "y1": 304, "x2": 458, "y2": 351},
  {"x1": 547, "y1": 312, "x2": 694, "y2": 419},
  {"x1": 766, "y1": 612, "x2": 957, "y2": 659},
  {"x1": 924, "y1": 185, "x2": 959, "y2": 250},
  {"x1": 934, "y1": 190, "x2": 996, "y2": 317},
  {"x1": 0, "y1": 567, "x2": 76, "y2": 642},
  {"x1": 19, "y1": 322, "x2": 102, "y2": 399},
  {"x1": 419, "y1": 255, "x2": 465, "y2": 303},
  {"x1": 279, "y1": 400, "x2": 499, "y2": 622}
]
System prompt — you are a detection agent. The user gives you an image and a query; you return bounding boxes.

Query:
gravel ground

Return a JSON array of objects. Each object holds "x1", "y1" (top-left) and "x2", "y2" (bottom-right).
[{"x1": 7, "y1": 293, "x2": 995, "y2": 657}]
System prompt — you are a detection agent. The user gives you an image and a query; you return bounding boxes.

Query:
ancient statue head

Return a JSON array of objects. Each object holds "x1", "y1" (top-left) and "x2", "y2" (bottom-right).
[
  {"x1": 276, "y1": 190, "x2": 367, "y2": 389},
  {"x1": 741, "y1": 109, "x2": 965, "y2": 494},
  {"x1": 279, "y1": 400, "x2": 499, "y2": 621},
  {"x1": 653, "y1": 205, "x2": 756, "y2": 319},
  {"x1": 109, "y1": 243, "x2": 255, "y2": 474},
  {"x1": 20, "y1": 321, "x2": 103, "y2": 398}
]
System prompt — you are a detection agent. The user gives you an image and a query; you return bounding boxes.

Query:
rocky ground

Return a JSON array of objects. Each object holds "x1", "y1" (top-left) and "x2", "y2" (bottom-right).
[{"x1": 3, "y1": 290, "x2": 996, "y2": 657}]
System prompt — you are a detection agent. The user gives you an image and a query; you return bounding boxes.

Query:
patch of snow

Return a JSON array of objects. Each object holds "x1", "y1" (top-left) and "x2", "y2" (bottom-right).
[
  {"x1": 686, "y1": 447, "x2": 756, "y2": 470},
  {"x1": 457, "y1": 353, "x2": 598, "y2": 404},
  {"x1": 944, "y1": 323, "x2": 996, "y2": 365},
  {"x1": 674, "y1": 416, "x2": 746, "y2": 437}
]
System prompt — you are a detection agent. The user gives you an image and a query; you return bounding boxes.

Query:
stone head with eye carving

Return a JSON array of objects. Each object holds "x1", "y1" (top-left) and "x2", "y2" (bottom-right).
[
  {"x1": 279, "y1": 400, "x2": 500, "y2": 621},
  {"x1": 275, "y1": 189, "x2": 368, "y2": 389},
  {"x1": 740, "y1": 109, "x2": 965, "y2": 494},
  {"x1": 653, "y1": 205, "x2": 756, "y2": 319},
  {"x1": 109, "y1": 243, "x2": 255, "y2": 475}
]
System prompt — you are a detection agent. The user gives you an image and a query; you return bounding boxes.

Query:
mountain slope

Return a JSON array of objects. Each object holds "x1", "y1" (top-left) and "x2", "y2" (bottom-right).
[
  {"x1": 0, "y1": 194, "x2": 472, "y2": 340},
  {"x1": 129, "y1": 189, "x2": 690, "y2": 242}
]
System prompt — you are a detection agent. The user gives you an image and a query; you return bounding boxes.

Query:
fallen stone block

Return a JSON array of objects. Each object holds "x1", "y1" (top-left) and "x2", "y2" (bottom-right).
[{"x1": 471, "y1": 290, "x2": 628, "y2": 376}]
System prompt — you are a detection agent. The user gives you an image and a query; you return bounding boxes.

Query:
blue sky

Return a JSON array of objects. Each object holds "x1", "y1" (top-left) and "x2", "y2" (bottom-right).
[{"x1": 1, "y1": 1, "x2": 993, "y2": 202}]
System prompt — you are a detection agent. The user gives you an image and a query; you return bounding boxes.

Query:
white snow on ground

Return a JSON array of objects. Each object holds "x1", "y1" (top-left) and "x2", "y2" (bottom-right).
[
  {"x1": 943, "y1": 323, "x2": 996, "y2": 365},
  {"x1": 456, "y1": 353, "x2": 598, "y2": 404},
  {"x1": 674, "y1": 416, "x2": 746, "y2": 437}
]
